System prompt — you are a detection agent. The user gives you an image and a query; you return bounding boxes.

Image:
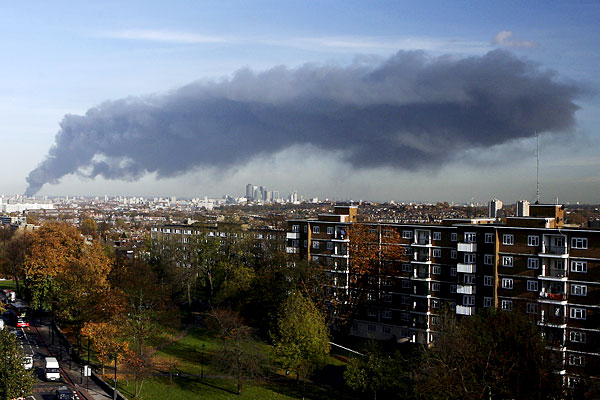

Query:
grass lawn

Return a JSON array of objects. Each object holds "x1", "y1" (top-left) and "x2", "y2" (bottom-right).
[
  {"x1": 0, "y1": 280, "x2": 16, "y2": 291},
  {"x1": 120, "y1": 326, "x2": 355, "y2": 399},
  {"x1": 118, "y1": 376, "x2": 298, "y2": 400}
]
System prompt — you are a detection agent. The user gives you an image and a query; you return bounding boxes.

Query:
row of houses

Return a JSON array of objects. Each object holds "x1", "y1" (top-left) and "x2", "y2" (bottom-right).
[{"x1": 285, "y1": 204, "x2": 599, "y2": 383}]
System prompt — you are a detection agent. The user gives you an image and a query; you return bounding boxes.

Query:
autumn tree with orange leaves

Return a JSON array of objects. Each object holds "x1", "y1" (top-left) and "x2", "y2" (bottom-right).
[
  {"x1": 22, "y1": 223, "x2": 112, "y2": 326},
  {"x1": 332, "y1": 224, "x2": 407, "y2": 331}
]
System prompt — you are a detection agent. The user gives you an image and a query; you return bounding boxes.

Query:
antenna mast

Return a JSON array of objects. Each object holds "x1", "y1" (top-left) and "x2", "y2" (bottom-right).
[{"x1": 535, "y1": 131, "x2": 540, "y2": 204}]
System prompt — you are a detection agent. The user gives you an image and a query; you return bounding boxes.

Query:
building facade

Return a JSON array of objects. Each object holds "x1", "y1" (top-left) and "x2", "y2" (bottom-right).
[{"x1": 286, "y1": 204, "x2": 599, "y2": 382}]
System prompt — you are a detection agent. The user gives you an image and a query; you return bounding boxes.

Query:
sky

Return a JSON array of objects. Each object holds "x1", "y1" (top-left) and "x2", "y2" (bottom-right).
[{"x1": 1, "y1": 1, "x2": 599, "y2": 204}]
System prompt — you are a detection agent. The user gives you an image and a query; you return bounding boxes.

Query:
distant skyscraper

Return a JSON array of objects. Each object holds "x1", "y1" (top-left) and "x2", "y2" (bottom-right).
[
  {"x1": 246, "y1": 184, "x2": 253, "y2": 199},
  {"x1": 516, "y1": 200, "x2": 530, "y2": 217},
  {"x1": 488, "y1": 199, "x2": 503, "y2": 218}
]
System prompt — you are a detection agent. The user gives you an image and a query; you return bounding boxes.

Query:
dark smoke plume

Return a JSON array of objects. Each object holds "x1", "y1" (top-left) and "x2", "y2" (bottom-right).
[{"x1": 25, "y1": 49, "x2": 581, "y2": 195}]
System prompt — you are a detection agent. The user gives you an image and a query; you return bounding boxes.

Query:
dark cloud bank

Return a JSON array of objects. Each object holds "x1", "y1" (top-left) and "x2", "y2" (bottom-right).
[{"x1": 25, "y1": 49, "x2": 581, "y2": 196}]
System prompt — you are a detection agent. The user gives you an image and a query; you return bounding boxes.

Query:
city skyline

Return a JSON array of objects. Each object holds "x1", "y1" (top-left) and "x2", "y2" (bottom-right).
[{"x1": 1, "y1": 2, "x2": 599, "y2": 203}]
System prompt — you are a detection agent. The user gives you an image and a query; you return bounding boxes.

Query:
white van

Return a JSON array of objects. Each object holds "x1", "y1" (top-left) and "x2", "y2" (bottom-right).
[{"x1": 44, "y1": 357, "x2": 60, "y2": 381}]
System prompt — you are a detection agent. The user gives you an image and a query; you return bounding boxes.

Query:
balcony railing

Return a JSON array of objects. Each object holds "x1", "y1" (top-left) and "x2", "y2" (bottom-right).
[
  {"x1": 286, "y1": 247, "x2": 299, "y2": 254},
  {"x1": 286, "y1": 232, "x2": 300, "y2": 240},
  {"x1": 457, "y1": 263, "x2": 476, "y2": 273},
  {"x1": 457, "y1": 242, "x2": 477, "y2": 252},
  {"x1": 413, "y1": 254, "x2": 431, "y2": 262},
  {"x1": 414, "y1": 238, "x2": 431, "y2": 245},
  {"x1": 456, "y1": 305, "x2": 474, "y2": 316},
  {"x1": 542, "y1": 268, "x2": 567, "y2": 278},
  {"x1": 333, "y1": 231, "x2": 348, "y2": 240},
  {"x1": 539, "y1": 291, "x2": 567, "y2": 301},
  {"x1": 540, "y1": 245, "x2": 568, "y2": 256},
  {"x1": 457, "y1": 285, "x2": 475, "y2": 294}
]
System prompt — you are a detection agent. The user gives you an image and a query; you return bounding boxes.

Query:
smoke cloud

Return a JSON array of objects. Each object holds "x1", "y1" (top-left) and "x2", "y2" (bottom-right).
[{"x1": 25, "y1": 49, "x2": 581, "y2": 196}]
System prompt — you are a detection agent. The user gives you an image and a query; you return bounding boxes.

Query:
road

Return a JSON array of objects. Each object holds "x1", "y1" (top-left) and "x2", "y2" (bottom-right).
[{"x1": 13, "y1": 322, "x2": 81, "y2": 400}]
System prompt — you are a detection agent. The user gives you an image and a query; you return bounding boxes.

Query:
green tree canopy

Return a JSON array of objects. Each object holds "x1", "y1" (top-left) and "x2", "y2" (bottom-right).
[
  {"x1": 272, "y1": 291, "x2": 330, "y2": 381},
  {"x1": 0, "y1": 329, "x2": 35, "y2": 399},
  {"x1": 416, "y1": 308, "x2": 563, "y2": 400}
]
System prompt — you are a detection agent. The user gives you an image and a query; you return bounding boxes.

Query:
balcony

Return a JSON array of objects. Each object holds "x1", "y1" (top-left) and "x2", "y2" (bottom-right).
[
  {"x1": 457, "y1": 242, "x2": 477, "y2": 252},
  {"x1": 413, "y1": 254, "x2": 431, "y2": 263},
  {"x1": 457, "y1": 285, "x2": 475, "y2": 294},
  {"x1": 332, "y1": 230, "x2": 349, "y2": 241},
  {"x1": 539, "y1": 291, "x2": 567, "y2": 302},
  {"x1": 457, "y1": 263, "x2": 476, "y2": 273},
  {"x1": 286, "y1": 232, "x2": 300, "y2": 240},
  {"x1": 540, "y1": 267, "x2": 568, "y2": 280},
  {"x1": 286, "y1": 247, "x2": 299, "y2": 254},
  {"x1": 539, "y1": 245, "x2": 568, "y2": 258},
  {"x1": 456, "y1": 305, "x2": 474, "y2": 316},
  {"x1": 413, "y1": 238, "x2": 432, "y2": 246}
]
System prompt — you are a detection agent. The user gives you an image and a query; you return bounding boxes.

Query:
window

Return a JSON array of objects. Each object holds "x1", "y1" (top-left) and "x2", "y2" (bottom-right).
[
  {"x1": 303, "y1": 225, "x2": 308, "y2": 233},
  {"x1": 405, "y1": 247, "x2": 413, "y2": 256},
  {"x1": 571, "y1": 237, "x2": 588, "y2": 249},
  {"x1": 402, "y1": 263, "x2": 412, "y2": 272},
  {"x1": 327, "y1": 226, "x2": 334, "y2": 235},
  {"x1": 464, "y1": 274, "x2": 476, "y2": 284},
  {"x1": 430, "y1": 316, "x2": 438, "y2": 326},
  {"x1": 433, "y1": 232, "x2": 441, "y2": 240},
  {"x1": 292, "y1": 240, "x2": 300, "y2": 247},
  {"x1": 484, "y1": 276, "x2": 493, "y2": 286},
  {"x1": 382, "y1": 294, "x2": 392, "y2": 303},
  {"x1": 312, "y1": 226, "x2": 320, "y2": 234},
  {"x1": 402, "y1": 230, "x2": 413, "y2": 239},
  {"x1": 327, "y1": 242, "x2": 334, "y2": 250},
  {"x1": 464, "y1": 253, "x2": 476, "y2": 264},
  {"x1": 570, "y1": 331, "x2": 587, "y2": 343},
  {"x1": 464, "y1": 232, "x2": 476, "y2": 243},
  {"x1": 401, "y1": 328, "x2": 410, "y2": 337},
  {"x1": 432, "y1": 299, "x2": 440, "y2": 309},
  {"x1": 383, "y1": 230, "x2": 391, "y2": 237},
  {"x1": 400, "y1": 313, "x2": 410, "y2": 321},
  {"x1": 402, "y1": 280, "x2": 411, "y2": 289},
  {"x1": 292, "y1": 225, "x2": 299, "y2": 232},
  {"x1": 382, "y1": 326, "x2": 391, "y2": 334},
  {"x1": 303, "y1": 240, "x2": 308, "y2": 248},
  {"x1": 502, "y1": 278, "x2": 513, "y2": 289},
  {"x1": 527, "y1": 280, "x2": 538, "y2": 292},
  {"x1": 401, "y1": 296, "x2": 410, "y2": 305},
  {"x1": 368, "y1": 308, "x2": 377, "y2": 317},
  {"x1": 569, "y1": 355, "x2": 585, "y2": 366},
  {"x1": 501, "y1": 300, "x2": 513, "y2": 311},
  {"x1": 450, "y1": 284, "x2": 457, "y2": 293},
  {"x1": 528, "y1": 235, "x2": 539, "y2": 247},
  {"x1": 503, "y1": 234, "x2": 514, "y2": 245},
  {"x1": 463, "y1": 295, "x2": 475, "y2": 306},
  {"x1": 451, "y1": 233, "x2": 458, "y2": 242},
  {"x1": 433, "y1": 248, "x2": 441, "y2": 258},
  {"x1": 367, "y1": 324, "x2": 377, "y2": 332},
  {"x1": 527, "y1": 258, "x2": 539, "y2": 269},
  {"x1": 484, "y1": 297, "x2": 493, "y2": 308},
  {"x1": 484, "y1": 254, "x2": 494, "y2": 265},
  {"x1": 526, "y1": 303, "x2": 538, "y2": 314},
  {"x1": 369, "y1": 228, "x2": 377, "y2": 234},
  {"x1": 432, "y1": 265, "x2": 441, "y2": 275},
  {"x1": 451, "y1": 250, "x2": 457, "y2": 259},
  {"x1": 570, "y1": 307, "x2": 587, "y2": 320},
  {"x1": 312, "y1": 241, "x2": 319, "y2": 249},
  {"x1": 382, "y1": 310, "x2": 392, "y2": 319},
  {"x1": 502, "y1": 256, "x2": 513, "y2": 267},
  {"x1": 485, "y1": 233, "x2": 494, "y2": 243},
  {"x1": 571, "y1": 261, "x2": 588, "y2": 273},
  {"x1": 450, "y1": 267, "x2": 457, "y2": 276},
  {"x1": 432, "y1": 282, "x2": 441, "y2": 291},
  {"x1": 571, "y1": 285, "x2": 588, "y2": 296}
]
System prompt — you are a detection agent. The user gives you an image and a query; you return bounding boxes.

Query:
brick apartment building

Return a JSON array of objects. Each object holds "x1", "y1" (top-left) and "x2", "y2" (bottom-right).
[{"x1": 286, "y1": 204, "x2": 599, "y2": 382}]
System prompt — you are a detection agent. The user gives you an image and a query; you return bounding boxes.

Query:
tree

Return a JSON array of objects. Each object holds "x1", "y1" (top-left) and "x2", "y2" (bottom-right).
[
  {"x1": 207, "y1": 309, "x2": 269, "y2": 395},
  {"x1": 416, "y1": 308, "x2": 563, "y2": 400},
  {"x1": 0, "y1": 231, "x2": 31, "y2": 295},
  {"x1": 0, "y1": 328, "x2": 35, "y2": 399},
  {"x1": 344, "y1": 342, "x2": 414, "y2": 400},
  {"x1": 82, "y1": 321, "x2": 128, "y2": 374},
  {"x1": 80, "y1": 217, "x2": 99, "y2": 237},
  {"x1": 272, "y1": 291, "x2": 330, "y2": 383}
]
